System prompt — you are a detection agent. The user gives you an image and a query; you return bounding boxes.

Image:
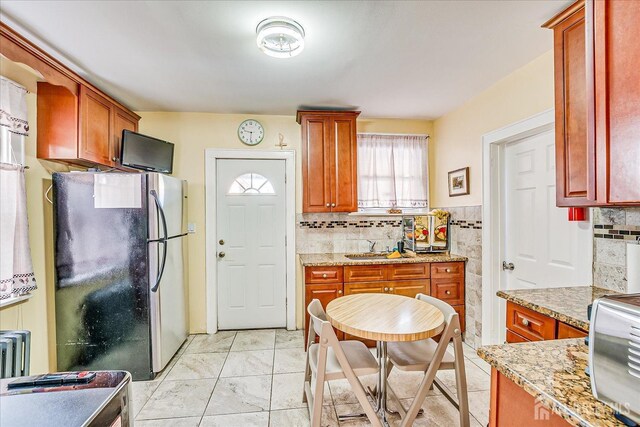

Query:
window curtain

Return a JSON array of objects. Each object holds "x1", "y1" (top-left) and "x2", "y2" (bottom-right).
[
  {"x1": 357, "y1": 134, "x2": 429, "y2": 209},
  {"x1": 0, "y1": 77, "x2": 36, "y2": 300}
]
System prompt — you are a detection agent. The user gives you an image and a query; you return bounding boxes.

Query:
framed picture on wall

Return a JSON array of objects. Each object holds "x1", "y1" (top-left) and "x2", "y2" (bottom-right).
[{"x1": 448, "y1": 167, "x2": 469, "y2": 197}]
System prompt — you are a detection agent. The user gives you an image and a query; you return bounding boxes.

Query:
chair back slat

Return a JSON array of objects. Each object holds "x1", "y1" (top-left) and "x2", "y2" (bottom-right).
[{"x1": 307, "y1": 299, "x2": 330, "y2": 338}]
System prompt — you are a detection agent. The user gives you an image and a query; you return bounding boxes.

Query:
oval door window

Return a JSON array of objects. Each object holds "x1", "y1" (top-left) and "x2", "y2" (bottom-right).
[{"x1": 228, "y1": 173, "x2": 275, "y2": 195}]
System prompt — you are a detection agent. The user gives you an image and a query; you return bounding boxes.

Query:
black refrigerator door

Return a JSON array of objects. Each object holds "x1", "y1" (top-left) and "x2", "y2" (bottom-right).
[{"x1": 53, "y1": 172, "x2": 153, "y2": 380}]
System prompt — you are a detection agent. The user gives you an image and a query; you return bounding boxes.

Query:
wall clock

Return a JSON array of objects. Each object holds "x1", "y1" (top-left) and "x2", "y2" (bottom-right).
[{"x1": 238, "y1": 119, "x2": 264, "y2": 146}]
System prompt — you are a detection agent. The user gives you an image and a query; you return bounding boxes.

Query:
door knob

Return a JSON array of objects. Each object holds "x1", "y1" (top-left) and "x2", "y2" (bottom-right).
[
  {"x1": 502, "y1": 261, "x2": 515, "y2": 271},
  {"x1": 218, "y1": 251, "x2": 226, "y2": 258}
]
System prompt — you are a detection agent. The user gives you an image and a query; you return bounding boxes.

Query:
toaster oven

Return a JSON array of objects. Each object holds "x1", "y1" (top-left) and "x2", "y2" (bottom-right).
[
  {"x1": 589, "y1": 293, "x2": 640, "y2": 424},
  {"x1": 402, "y1": 214, "x2": 450, "y2": 253}
]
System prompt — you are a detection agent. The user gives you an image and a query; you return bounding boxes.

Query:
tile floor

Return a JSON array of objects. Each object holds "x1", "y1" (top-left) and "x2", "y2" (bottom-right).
[{"x1": 132, "y1": 330, "x2": 491, "y2": 427}]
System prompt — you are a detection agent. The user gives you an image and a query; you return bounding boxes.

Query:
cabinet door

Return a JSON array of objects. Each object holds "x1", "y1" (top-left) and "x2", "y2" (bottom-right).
[
  {"x1": 591, "y1": 0, "x2": 640, "y2": 204},
  {"x1": 113, "y1": 107, "x2": 138, "y2": 166},
  {"x1": 388, "y1": 263, "x2": 430, "y2": 280},
  {"x1": 301, "y1": 116, "x2": 332, "y2": 212},
  {"x1": 329, "y1": 116, "x2": 358, "y2": 212},
  {"x1": 79, "y1": 85, "x2": 114, "y2": 166},
  {"x1": 344, "y1": 265, "x2": 387, "y2": 283},
  {"x1": 305, "y1": 284, "x2": 344, "y2": 343},
  {"x1": 557, "y1": 322, "x2": 587, "y2": 339},
  {"x1": 551, "y1": 6, "x2": 594, "y2": 206}
]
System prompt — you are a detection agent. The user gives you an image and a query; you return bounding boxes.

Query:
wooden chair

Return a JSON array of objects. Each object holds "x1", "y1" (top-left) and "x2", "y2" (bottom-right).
[
  {"x1": 386, "y1": 293, "x2": 470, "y2": 427},
  {"x1": 303, "y1": 299, "x2": 382, "y2": 427}
]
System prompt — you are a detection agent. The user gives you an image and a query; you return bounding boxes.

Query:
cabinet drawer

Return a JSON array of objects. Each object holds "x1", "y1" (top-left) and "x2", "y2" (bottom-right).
[
  {"x1": 344, "y1": 282, "x2": 386, "y2": 295},
  {"x1": 344, "y1": 265, "x2": 387, "y2": 282},
  {"x1": 388, "y1": 263, "x2": 430, "y2": 280},
  {"x1": 305, "y1": 266, "x2": 343, "y2": 284},
  {"x1": 506, "y1": 330, "x2": 530, "y2": 343},
  {"x1": 506, "y1": 302, "x2": 556, "y2": 341},
  {"x1": 431, "y1": 262, "x2": 464, "y2": 278},
  {"x1": 430, "y1": 277, "x2": 464, "y2": 305},
  {"x1": 304, "y1": 283, "x2": 344, "y2": 343},
  {"x1": 388, "y1": 280, "x2": 430, "y2": 298},
  {"x1": 557, "y1": 322, "x2": 587, "y2": 339}
]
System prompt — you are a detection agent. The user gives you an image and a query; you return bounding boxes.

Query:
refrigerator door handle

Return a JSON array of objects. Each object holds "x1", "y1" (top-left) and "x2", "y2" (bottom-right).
[
  {"x1": 151, "y1": 240, "x2": 167, "y2": 293},
  {"x1": 149, "y1": 189, "x2": 169, "y2": 292}
]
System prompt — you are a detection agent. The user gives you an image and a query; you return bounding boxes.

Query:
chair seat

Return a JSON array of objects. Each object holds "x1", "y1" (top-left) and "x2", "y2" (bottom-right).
[
  {"x1": 309, "y1": 340, "x2": 379, "y2": 381},
  {"x1": 387, "y1": 338, "x2": 455, "y2": 371}
]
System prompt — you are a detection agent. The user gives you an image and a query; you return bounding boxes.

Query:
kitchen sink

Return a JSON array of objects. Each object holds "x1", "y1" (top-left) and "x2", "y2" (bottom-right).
[{"x1": 344, "y1": 253, "x2": 393, "y2": 260}]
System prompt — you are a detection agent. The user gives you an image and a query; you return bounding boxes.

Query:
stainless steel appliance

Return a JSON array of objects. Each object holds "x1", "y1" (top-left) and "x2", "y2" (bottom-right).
[
  {"x1": 53, "y1": 172, "x2": 188, "y2": 380},
  {"x1": 402, "y1": 214, "x2": 450, "y2": 253},
  {"x1": 0, "y1": 370, "x2": 131, "y2": 426},
  {"x1": 589, "y1": 294, "x2": 640, "y2": 424}
]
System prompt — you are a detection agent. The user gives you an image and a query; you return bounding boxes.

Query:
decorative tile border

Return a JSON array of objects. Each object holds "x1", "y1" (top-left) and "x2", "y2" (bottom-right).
[
  {"x1": 593, "y1": 224, "x2": 640, "y2": 241},
  {"x1": 297, "y1": 219, "x2": 402, "y2": 230},
  {"x1": 450, "y1": 219, "x2": 483, "y2": 230}
]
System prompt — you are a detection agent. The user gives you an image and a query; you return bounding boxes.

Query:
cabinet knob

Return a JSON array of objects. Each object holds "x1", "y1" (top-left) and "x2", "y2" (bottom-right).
[
  {"x1": 522, "y1": 319, "x2": 530, "y2": 327},
  {"x1": 389, "y1": 287, "x2": 394, "y2": 291},
  {"x1": 112, "y1": 157, "x2": 119, "y2": 162},
  {"x1": 338, "y1": 290, "x2": 343, "y2": 295},
  {"x1": 384, "y1": 287, "x2": 389, "y2": 292},
  {"x1": 322, "y1": 273, "x2": 327, "y2": 278},
  {"x1": 331, "y1": 203, "x2": 336, "y2": 207},
  {"x1": 445, "y1": 268, "x2": 451, "y2": 273},
  {"x1": 326, "y1": 203, "x2": 330, "y2": 207},
  {"x1": 445, "y1": 290, "x2": 451, "y2": 295}
]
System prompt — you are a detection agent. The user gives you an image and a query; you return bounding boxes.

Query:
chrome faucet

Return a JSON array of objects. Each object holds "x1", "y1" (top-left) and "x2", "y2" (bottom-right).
[{"x1": 367, "y1": 240, "x2": 376, "y2": 253}]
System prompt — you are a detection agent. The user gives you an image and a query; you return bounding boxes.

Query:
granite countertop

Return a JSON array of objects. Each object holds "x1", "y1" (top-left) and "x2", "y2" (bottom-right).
[
  {"x1": 298, "y1": 252, "x2": 467, "y2": 266},
  {"x1": 478, "y1": 339, "x2": 625, "y2": 427},
  {"x1": 497, "y1": 286, "x2": 619, "y2": 331}
]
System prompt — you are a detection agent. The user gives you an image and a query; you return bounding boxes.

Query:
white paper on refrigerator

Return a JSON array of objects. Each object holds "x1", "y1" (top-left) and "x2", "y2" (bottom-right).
[{"x1": 94, "y1": 174, "x2": 142, "y2": 209}]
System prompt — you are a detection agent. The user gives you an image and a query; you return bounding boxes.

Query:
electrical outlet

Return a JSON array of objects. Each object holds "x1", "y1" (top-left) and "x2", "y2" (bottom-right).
[{"x1": 187, "y1": 222, "x2": 196, "y2": 234}]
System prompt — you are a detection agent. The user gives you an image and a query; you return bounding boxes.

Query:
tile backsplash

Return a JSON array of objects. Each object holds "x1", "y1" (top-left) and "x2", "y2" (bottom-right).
[
  {"x1": 296, "y1": 213, "x2": 403, "y2": 254},
  {"x1": 592, "y1": 207, "x2": 640, "y2": 292}
]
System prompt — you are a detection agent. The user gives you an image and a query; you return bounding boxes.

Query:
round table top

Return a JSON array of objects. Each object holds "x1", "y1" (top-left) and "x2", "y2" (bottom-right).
[{"x1": 325, "y1": 293, "x2": 445, "y2": 342}]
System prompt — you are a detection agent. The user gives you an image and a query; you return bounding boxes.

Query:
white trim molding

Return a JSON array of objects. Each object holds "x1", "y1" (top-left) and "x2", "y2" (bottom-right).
[
  {"x1": 481, "y1": 109, "x2": 555, "y2": 346},
  {"x1": 204, "y1": 149, "x2": 297, "y2": 333}
]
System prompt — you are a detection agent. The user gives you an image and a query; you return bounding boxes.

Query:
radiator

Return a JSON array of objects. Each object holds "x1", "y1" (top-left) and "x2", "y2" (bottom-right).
[{"x1": 0, "y1": 330, "x2": 31, "y2": 379}]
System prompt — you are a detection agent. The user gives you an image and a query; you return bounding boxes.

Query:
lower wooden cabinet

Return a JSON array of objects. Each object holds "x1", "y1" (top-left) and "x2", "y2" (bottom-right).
[
  {"x1": 505, "y1": 301, "x2": 588, "y2": 343},
  {"x1": 304, "y1": 261, "x2": 466, "y2": 346}
]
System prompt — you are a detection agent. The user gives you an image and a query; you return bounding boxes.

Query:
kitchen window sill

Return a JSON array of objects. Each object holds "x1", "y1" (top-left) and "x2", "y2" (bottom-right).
[{"x1": 0, "y1": 294, "x2": 33, "y2": 309}]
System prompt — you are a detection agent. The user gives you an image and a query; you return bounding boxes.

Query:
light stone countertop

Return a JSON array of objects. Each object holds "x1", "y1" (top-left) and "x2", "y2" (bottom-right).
[
  {"x1": 478, "y1": 339, "x2": 625, "y2": 427},
  {"x1": 298, "y1": 252, "x2": 467, "y2": 267},
  {"x1": 497, "y1": 286, "x2": 619, "y2": 331}
]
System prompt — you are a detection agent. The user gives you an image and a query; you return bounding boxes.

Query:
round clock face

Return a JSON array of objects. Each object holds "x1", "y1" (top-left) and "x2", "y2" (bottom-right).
[{"x1": 238, "y1": 119, "x2": 264, "y2": 146}]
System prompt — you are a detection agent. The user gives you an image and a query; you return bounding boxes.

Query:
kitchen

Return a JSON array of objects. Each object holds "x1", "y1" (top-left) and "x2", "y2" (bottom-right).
[{"x1": 0, "y1": 0, "x2": 639, "y2": 426}]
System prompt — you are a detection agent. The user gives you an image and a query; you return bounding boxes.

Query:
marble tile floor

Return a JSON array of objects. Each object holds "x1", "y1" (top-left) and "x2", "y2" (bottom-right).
[{"x1": 132, "y1": 330, "x2": 490, "y2": 427}]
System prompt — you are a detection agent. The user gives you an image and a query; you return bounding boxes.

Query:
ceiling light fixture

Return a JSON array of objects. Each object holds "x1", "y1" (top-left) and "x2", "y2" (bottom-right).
[{"x1": 256, "y1": 16, "x2": 305, "y2": 59}]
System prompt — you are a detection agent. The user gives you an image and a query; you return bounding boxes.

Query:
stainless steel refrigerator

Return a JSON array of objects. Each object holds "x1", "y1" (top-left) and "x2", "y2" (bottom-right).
[{"x1": 53, "y1": 172, "x2": 188, "y2": 380}]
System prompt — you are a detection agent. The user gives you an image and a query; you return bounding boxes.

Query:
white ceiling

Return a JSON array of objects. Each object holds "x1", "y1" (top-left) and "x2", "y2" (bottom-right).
[{"x1": 1, "y1": 1, "x2": 571, "y2": 119}]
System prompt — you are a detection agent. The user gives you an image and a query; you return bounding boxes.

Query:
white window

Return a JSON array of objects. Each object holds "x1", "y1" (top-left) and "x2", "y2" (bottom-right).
[
  {"x1": 357, "y1": 133, "x2": 429, "y2": 212},
  {"x1": 228, "y1": 173, "x2": 275, "y2": 195}
]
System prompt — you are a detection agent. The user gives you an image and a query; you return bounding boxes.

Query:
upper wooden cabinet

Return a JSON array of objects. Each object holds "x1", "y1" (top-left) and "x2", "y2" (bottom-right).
[
  {"x1": 297, "y1": 110, "x2": 360, "y2": 213},
  {"x1": 38, "y1": 83, "x2": 139, "y2": 169},
  {"x1": 0, "y1": 23, "x2": 139, "y2": 170},
  {"x1": 544, "y1": 0, "x2": 640, "y2": 206}
]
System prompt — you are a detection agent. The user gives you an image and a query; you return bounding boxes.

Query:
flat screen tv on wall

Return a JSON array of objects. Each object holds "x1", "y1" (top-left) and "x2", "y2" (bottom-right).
[{"x1": 120, "y1": 130, "x2": 174, "y2": 174}]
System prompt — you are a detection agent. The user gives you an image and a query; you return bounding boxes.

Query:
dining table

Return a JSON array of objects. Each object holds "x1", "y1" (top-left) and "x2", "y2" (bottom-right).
[{"x1": 325, "y1": 293, "x2": 445, "y2": 426}]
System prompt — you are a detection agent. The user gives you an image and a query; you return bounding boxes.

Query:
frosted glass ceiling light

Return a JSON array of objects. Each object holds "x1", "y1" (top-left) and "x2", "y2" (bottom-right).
[{"x1": 256, "y1": 16, "x2": 305, "y2": 58}]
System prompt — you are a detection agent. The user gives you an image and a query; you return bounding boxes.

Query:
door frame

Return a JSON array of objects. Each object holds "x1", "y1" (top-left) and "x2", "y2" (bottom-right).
[
  {"x1": 481, "y1": 109, "x2": 579, "y2": 345},
  {"x1": 204, "y1": 149, "x2": 296, "y2": 333}
]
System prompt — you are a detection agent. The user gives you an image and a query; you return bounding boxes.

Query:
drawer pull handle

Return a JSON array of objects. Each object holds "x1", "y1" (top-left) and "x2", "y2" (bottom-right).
[
  {"x1": 322, "y1": 273, "x2": 328, "y2": 278},
  {"x1": 389, "y1": 287, "x2": 394, "y2": 291},
  {"x1": 445, "y1": 268, "x2": 451, "y2": 273},
  {"x1": 326, "y1": 203, "x2": 330, "y2": 207},
  {"x1": 331, "y1": 203, "x2": 336, "y2": 207},
  {"x1": 384, "y1": 287, "x2": 389, "y2": 292},
  {"x1": 445, "y1": 290, "x2": 451, "y2": 295},
  {"x1": 338, "y1": 290, "x2": 343, "y2": 295},
  {"x1": 522, "y1": 319, "x2": 530, "y2": 327}
]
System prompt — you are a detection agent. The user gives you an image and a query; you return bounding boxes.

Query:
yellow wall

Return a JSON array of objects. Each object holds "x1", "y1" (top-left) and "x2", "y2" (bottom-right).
[
  {"x1": 430, "y1": 50, "x2": 555, "y2": 207},
  {"x1": 138, "y1": 113, "x2": 432, "y2": 332}
]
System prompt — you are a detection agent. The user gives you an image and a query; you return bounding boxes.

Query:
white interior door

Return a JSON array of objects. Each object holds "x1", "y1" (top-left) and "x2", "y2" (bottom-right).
[
  {"x1": 216, "y1": 159, "x2": 287, "y2": 329},
  {"x1": 503, "y1": 129, "x2": 592, "y2": 290}
]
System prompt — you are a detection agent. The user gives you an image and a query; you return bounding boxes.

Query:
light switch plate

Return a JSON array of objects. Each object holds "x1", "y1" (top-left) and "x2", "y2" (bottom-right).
[{"x1": 187, "y1": 222, "x2": 196, "y2": 234}]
